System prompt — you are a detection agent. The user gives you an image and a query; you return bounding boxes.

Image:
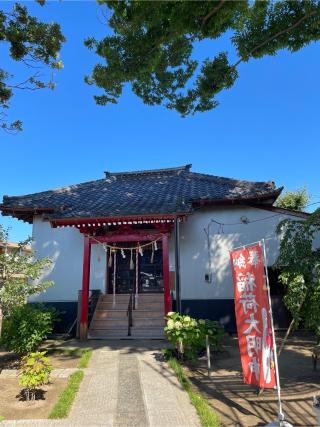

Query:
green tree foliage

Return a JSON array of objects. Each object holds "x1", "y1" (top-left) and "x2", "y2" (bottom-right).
[
  {"x1": 275, "y1": 209, "x2": 320, "y2": 341},
  {"x1": 0, "y1": 225, "x2": 53, "y2": 316},
  {"x1": 1, "y1": 304, "x2": 56, "y2": 355},
  {"x1": 275, "y1": 187, "x2": 310, "y2": 211},
  {"x1": 20, "y1": 351, "x2": 52, "y2": 401},
  {"x1": 0, "y1": 2, "x2": 65, "y2": 133},
  {"x1": 85, "y1": 1, "x2": 320, "y2": 116}
]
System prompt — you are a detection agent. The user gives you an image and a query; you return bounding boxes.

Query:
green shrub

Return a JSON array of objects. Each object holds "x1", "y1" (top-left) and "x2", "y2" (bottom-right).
[
  {"x1": 19, "y1": 351, "x2": 52, "y2": 401},
  {"x1": 1, "y1": 304, "x2": 57, "y2": 355},
  {"x1": 164, "y1": 312, "x2": 224, "y2": 360}
]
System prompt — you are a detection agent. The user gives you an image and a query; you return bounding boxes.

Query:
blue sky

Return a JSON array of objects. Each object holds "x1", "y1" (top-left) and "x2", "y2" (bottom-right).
[{"x1": 1, "y1": 1, "x2": 319, "y2": 242}]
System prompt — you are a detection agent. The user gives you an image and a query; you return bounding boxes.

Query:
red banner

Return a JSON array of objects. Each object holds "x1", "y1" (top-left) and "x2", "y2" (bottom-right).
[{"x1": 230, "y1": 243, "x2": 277, "y2": 389}]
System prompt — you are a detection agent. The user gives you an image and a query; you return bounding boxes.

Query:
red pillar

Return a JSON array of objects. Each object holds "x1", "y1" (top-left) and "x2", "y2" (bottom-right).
[
  {"x1": 80, "y1": 236, "x2": 91, "y2": 340},
  {"x1": 162, "y1": 234, "x2": 171, "y2": 315}
]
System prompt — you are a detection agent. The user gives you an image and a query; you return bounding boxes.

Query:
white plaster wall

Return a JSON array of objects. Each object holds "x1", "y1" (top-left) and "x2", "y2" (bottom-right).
[
  {"x1": 178, "y1": 206, "x2": 302, "y2": 301},
  {"x1": 30, "y1": 217, "x2": 106, "y2": 302},
  {"x1": 30, "y1": 207, "x2": 305, "y2": 303}
]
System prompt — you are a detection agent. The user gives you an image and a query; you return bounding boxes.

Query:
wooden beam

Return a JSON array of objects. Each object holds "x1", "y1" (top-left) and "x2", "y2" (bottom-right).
[
  {"x1": 162, "y1": 234, "x2": 171, "y2": 315},
  {"x1": 90, "y1": 232, "x2": 168, "y2": 244},
  {"x1": 51, "y1": 213, "x2": 185, "y2": 228},
  {"x1": 79, "y1": 236, "x2": 91, "y2": 340},
  {"x1": 174, "y1": 218, "x2": 181, "y2": 313}
]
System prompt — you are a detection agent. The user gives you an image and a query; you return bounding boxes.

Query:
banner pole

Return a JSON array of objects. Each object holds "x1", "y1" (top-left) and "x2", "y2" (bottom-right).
[{"x1": 261, "y1": 239, "x2": 284, "y2": 425}]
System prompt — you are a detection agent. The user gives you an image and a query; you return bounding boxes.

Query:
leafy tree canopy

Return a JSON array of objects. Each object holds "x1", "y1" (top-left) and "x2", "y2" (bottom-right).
[
  {"x1": 85, "y1": 0, "x2": 320, "y2": 116},
  {"x1": 0, "y1": 2, "x2": 65, "y2": 133},
  {"x1": 0, "y1": 225, "x2": 53, "y2": 317},
  {"x1": 275, "y1": 208, "x2": 320, "y2": 340},
  {"x1": 275, "y1": 187, "x2": 310, "y2": 211}
]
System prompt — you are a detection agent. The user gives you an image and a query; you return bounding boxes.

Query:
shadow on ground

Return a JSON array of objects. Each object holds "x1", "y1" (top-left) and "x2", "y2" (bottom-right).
[{"x1": 186, "y1": 333, "x2": 320, "y2": 427}]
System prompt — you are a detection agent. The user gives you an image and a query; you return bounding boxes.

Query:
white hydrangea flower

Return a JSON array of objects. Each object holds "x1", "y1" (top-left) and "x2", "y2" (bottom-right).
[
  {"x1": 174, "y1": 321, "x2": 182, "y2": 330},
  {"x1": 167, "y1": 319, "x2": 174, "y2": 330}
]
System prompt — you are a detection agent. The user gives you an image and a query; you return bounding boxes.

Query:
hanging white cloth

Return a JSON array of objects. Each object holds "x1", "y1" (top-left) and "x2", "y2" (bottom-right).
[{"x1": 135, "y1": 248, "x2": 139, "y2": 308}]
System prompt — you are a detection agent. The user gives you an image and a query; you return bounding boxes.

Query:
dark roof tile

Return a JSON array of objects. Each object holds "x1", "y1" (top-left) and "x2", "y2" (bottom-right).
[{"x1": 1, "y1": 165, "x2": 282, "y2": 221}]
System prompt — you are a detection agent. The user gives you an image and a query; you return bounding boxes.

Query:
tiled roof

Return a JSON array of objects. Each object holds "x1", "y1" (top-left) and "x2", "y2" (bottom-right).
[
  {"x1": 1, "y1": 165, "x2": 282, "y2": 222},
  {"x1": 0, "y1": 242, "x2": 32, "y2": 251}
]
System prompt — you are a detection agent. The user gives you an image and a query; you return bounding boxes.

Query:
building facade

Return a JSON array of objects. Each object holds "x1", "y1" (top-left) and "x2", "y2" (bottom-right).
[{"x1": 1, "y1": 165, "x2": 306, "y2": 339}]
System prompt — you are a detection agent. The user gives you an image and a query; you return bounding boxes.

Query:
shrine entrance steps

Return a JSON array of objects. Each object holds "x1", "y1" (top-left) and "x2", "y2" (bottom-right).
[{"x1": 88, "y1": 293, "x2": 166, "y2": 339}]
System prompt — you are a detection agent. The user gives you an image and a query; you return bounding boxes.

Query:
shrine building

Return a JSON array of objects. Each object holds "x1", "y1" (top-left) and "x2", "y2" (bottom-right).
[{"x1": 0, "y1": 165, "x2": 307, "y2": 340}]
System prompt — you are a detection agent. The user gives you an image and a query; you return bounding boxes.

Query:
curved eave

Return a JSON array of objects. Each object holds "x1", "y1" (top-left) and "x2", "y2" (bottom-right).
[
  {"x1": 0, "y1": 206, "x2": 55, "y2": 223},
  {"x1": 0, "y1": 188, "x2": 283, "y2": 224},
  {"x1": 192, "y1": 188, "x2": 283, "y2": 209}
]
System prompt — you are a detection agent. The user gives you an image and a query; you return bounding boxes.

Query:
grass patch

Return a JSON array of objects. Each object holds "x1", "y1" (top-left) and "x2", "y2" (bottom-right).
[
  {"x1": 0, "y1": 415, "x2": 4, "y2": 422},
  {"x1": 48, "y1": 370, "x2": 84, "y2": 419},
  {"x1": 168, "y1": 357, "x2": 221, "y2": 427},
  {"x1": 78, "y1": 348, "x2": 92, "y2": 368}
]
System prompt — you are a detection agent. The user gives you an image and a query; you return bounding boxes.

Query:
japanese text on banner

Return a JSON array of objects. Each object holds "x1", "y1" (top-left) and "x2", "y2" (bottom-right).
[{"x1": 230, "y1": 243, "x2": 277, "y2": 389}]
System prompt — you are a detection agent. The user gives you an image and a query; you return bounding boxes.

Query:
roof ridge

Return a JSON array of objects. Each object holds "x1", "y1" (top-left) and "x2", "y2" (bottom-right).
[
  {"x1": 189, "y1": 171, "x2": 275, "y2": 188},
  {"x1": 2, "y1": 165, "x2": 192, "y2": 202},
  {"x1": 1, "y1": 166, "x2": 283, "y2": 225},
  {"x1": 104, "y1": 164, "x2": 192, "y2": 177}
]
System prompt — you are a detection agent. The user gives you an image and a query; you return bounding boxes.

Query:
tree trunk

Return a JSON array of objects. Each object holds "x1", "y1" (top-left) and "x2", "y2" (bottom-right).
[
  {"x1": 277, "y1": 318, "x2": 295, "y2": 357},
  {"x1": 277, "y1": 293, "x2": 307, "y2": 357}
]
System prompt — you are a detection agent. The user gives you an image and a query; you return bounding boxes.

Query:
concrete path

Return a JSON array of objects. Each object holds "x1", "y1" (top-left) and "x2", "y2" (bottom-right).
[{"x1": 2, "y1": 340, "x2": 200, "y2": 427}]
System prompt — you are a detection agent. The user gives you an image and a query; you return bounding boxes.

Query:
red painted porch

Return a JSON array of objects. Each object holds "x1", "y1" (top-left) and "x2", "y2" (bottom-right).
[{"x1": 78, "y1": 227, "x2": 173, "y2": 340}]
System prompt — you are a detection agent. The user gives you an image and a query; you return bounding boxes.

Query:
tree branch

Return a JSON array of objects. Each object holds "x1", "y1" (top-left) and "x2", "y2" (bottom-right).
[
  {"x1": 6, "y1": 73, "x2": 40, "y2": 89},
  {"x1": 6, "y1": 72, "x2": 49, "y2": 91},
  {"x1": 233, "y1": 10, "x2": 318, "y2": 68},
  {"x1": 201, "y1": 0, "x2": 226, "y2": 28},
  {"x1": 21, "y1": 59, "x2": 44, "y2": 70}
]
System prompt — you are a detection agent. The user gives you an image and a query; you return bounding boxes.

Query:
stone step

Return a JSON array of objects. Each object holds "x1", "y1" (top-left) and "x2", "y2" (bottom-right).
[
  {"x1": 97, "y1": 302, "x2": 129, "y2": 310},
  {"x1": 88, "y1": 334, "x2": 165, "y2": 340},
  {"x1": 89, "y1": 326, "x2": 128, "y2": 333},
  {"x1": 133, "y1": 310, "x2": 165, "y2": 319},
  {"x1": 101, "y1": 294, "x2": 130, "y2": 302},
  {"x1": 91, "y1": 318, "x2": 165, "y2": 329},
  {"x1": 136, "y1": 294, "x2": 164, "y2": 300},
  {"x1": 134, "y1": 301, "x2": 164, "y2": 309},
  {"x1": 93, "y1": 309, "x2": 127, "y2": 319},
  {"x1": 130, "y1": 335, "x2": 165, "y2": 340},
  {"x1": 100, "y1": 294, "x2": 164, "y2": 301},
  {"x1": 100, "y1": 294, "x2": 164, "y2": 300},
  {"x1": 88, "y1": 328, "x2": 129, "y2": 339},
  {"x1": 133, "y1": 317, "x2": 165, "y2": 328},
  {"x1": 135, "y1": 301, "x2": 164, "y2": 307},
  {"x1": 91, "y1": 318, "x2": 128, "y2": 328},
  {"x1": 88, "y1": 325, "x2": 165, "y2": 339},
  {"x1": 89, "y1": 293, "x2": 166, "y2": 340},
  {"x1": 97, "y1": 305, "x2": 163, "y2": 312}
]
